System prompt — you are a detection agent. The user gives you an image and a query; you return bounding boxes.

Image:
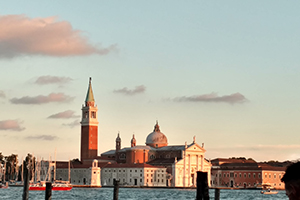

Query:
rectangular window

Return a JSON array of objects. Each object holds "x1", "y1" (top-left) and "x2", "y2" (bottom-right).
[
  {"x1": 230, "y1": 173, "x2": 234, "y2": 178},
  {"x1": 253, "y1": 173, "x2": 256, "y2": 178},
  {"x1": 239, "y1": 173, "x2": 241, "y2": 178},
  {"x1": 244, "y1": 173, "x2": 246, "y2": 178},
  {"x1": 140, "y1": 179, "x2": 142, "y2": 182},
  {"x1": 248, "y1": 173, "x2": 251, "y2": 178}
]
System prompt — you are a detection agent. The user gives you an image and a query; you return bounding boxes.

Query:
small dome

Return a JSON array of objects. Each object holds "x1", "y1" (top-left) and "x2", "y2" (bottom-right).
[{"x1": 145, "y1": 122, "x2": 168, "y2": 148}]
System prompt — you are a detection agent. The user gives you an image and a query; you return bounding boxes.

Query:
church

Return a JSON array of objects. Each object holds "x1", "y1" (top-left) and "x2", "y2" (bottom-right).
[{"x1": 56, "y1": 78, "x2": 211, "y2": 187}]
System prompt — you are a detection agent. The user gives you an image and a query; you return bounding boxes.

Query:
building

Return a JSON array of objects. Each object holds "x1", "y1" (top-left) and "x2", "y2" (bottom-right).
[
  {"x1": 210, "y1": 158, "x2": 286, "y2": 190},
  {"x1": 101, "y1": 122, "x2": 211, "y2": 187},
  {"x1": 56, "y1": 160, "x2": 101, "y2": 186},
  {"x1": 55, "y1": 78, "x2": 211, "y2": 187},
  {"x1": 101, "y1": 163, "x2": 166, "y2": 187}
]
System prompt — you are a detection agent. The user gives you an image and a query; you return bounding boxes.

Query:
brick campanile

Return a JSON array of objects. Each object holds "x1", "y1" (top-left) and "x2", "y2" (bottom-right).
[{"x1": 80, "y1": 77, "x2": 99, "y2": 161}]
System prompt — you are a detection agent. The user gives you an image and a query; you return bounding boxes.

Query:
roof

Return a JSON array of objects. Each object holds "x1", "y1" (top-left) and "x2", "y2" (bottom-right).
[
  {"x1": 85, "y1": 77, "x2": 95, "y2": 103},
  {"x1": 146, "y1": 122, "x2": 168, "y2": 146},
  {"x1": 102, "y1": 163, "x2": 165, "y2": 169},
  {"x1": 211, "y1": 158, "x2": 256, "y2": 166},
  {"x1": 156, "y1": 145, "x2": 186, "y2": 151},
  {"x1": 147, "y1": 158, "x2": 177, "y2": 165},
  {"x1": 101, "y1": 149, "x2": 116, "y2": 155}
]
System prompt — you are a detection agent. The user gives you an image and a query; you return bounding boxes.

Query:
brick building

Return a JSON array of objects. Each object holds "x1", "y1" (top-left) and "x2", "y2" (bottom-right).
[{"x1": 211, "y1": 158, "x2": 286, "y2": 190}]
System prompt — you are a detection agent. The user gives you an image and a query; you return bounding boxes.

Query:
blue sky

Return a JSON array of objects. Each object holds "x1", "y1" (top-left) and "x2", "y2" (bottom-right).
[{"x1": 1, "y1": 1, "x2": 300, "y2": 162}]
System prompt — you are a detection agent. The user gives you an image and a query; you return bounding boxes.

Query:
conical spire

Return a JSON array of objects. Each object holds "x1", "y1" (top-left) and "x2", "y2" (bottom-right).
[{"x1": 85, "y1": 77, "x2": 95, "y2": 106}]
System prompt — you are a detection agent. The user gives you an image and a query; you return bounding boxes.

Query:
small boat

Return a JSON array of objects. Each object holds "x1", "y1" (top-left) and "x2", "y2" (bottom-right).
[
  {"x1": 260, "y1": 183, "x2": 278, "y2": 195},
  {"x1": 29, "y1": 181, "x2": 72, "y2": 191},
  {"x1": 261, "y1": 189, "x2": 278, "y2": 194}
]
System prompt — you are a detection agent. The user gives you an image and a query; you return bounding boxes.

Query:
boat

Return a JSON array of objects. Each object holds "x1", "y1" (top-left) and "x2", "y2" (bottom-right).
[
  {"x1": 29, "y1": 156, "x2": 72, "y2": 191},
  {"x1": 0, "y1": 182, "x2": 9, "y2": 189},
  {"x1": 260, "y1": 183, "x2": 278, "y2": 195},
  {"x1": 29, "y1": 181, "x2": 72, "y2": 191},
  {"x1": 261, "y1": 189, "x2": 278, "y2": 194}
]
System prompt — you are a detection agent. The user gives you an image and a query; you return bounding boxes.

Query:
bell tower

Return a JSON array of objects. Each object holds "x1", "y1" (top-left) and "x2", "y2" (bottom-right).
[
  {"x1": 116, "y1": 133, "x2": 121, "y2": 151},
  {"x1": 80, "y1": 77, "x2": 98, "y2": 161}
]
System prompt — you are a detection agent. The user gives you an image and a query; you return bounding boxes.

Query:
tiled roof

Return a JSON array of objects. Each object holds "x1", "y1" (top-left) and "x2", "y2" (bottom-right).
[
  {"x1": 101, "y1": 149, "x2": 116, "y2": 155},
  {"x1": 147, "y1": 158, "x2": 177, "y2": 165}
]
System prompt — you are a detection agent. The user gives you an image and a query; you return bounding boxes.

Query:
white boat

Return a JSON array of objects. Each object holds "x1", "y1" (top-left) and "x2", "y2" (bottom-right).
[
  {"x1": 261, "y1": 189, "x2": 278, "y2": 194},
  {"x1": 260, "y1": 183, "x2": 278, "y2": 195}
]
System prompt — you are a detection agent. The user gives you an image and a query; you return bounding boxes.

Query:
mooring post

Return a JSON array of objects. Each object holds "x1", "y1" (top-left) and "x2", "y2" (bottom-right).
[
  {"x1": 113, "y1": 179, "x2": 120, "y2": 200},
  {"x1": 196, "y1": 171, "x2": 209, "y2": 200},
  {"x1": 215, "y1": 188, "x2": 220, "y2": 200},
  {"x1": 45, "y1": 182, "x2": 52, "y2": 200},
  {"x1": 22, "y1": 160, "x2": 30, "y2": 200}
]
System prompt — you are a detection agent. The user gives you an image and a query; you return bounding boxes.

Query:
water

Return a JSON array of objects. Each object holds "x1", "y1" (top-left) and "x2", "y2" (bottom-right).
[{"x1": 0, "y1": 187, "x2": 288, "y2": 200}]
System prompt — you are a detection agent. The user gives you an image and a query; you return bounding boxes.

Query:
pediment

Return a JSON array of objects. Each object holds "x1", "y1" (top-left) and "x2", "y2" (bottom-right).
[{"x1": 186, "y1": 143, "x2": 206, "y2": 153}]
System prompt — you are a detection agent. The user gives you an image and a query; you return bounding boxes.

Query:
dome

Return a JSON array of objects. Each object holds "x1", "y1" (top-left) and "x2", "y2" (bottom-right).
[{"x1": 145, "y1": 122, "x2": 168, "y2": 148}]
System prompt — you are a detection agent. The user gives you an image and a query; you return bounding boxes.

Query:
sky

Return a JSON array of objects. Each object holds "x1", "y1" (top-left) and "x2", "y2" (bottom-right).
[{"x1": 1, "y1": 1, "x2": 300, "y2": 162}]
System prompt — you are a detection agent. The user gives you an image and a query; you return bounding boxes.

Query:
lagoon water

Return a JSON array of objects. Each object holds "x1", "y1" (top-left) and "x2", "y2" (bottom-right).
[{"x1": 0, "y1": 187, "x2": 288, "y2": 200}]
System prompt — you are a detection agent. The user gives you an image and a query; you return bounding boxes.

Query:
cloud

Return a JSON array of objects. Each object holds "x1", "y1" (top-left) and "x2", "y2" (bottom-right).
[
  {"x1": 0, "y1": 90, "x2": 5, "y2": 98},
  {"x1": 25, "y1": 135, "x2": 58, "y2": 141},
  {"x1": 48, "y1": 110, "x2": 79, "y2": 119},
  {"x1": 113, "y1": 85, "x2": 146, "y2": 95},
  {"x1": 62, "y1": 120, "x2": 80, "y2": 128},
  {"x1": 0, "y1": 120, "x2": 25, "y2": 131},
  {"x1": 173, "y1": 92, "x2": 247, "y2": 104},
  {"x1": 10, "y1": 93, "x2": 74, "y2": 104},
  {"x1": 35, "y1": 76, "x2": 72, "y2": 85},
  {"x1": 0, "y1": 14, "x2": 116, "y2": 58}
]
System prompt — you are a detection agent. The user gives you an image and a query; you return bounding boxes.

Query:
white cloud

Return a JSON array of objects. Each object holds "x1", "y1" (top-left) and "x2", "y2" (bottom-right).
[{"x1": 0, "y1": 14, "x2": 116, "y2": 58}]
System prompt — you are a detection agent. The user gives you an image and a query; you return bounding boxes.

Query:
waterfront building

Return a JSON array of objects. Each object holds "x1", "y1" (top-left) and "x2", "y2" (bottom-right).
[
  {"x1": 56, "y1": 160, "x2": 101, "y2": 186},
  {"x1": 210, "y1": 158, "x2": 286, "y2": 190},
  {"x1": 101, "y1": 123, "x2": 211, "y2": 187},
  {"x1": 101, "y1": 163, "x2": 166, "y2": 187},
  {"x1": 55, "y1": 78, "x2": 211, "y2": 187}
]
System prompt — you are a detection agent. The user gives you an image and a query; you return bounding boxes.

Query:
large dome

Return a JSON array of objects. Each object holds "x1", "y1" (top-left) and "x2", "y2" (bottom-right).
[{"x1": 145, "y1": 122, "x2": 168, "y2": 148}]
